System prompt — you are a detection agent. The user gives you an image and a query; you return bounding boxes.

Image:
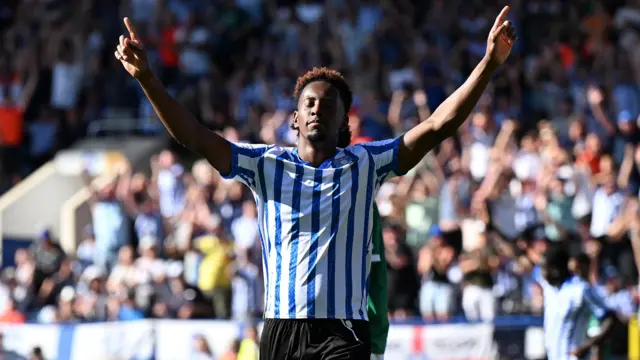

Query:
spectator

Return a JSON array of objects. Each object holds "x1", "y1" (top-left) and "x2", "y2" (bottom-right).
[
  {"x1": 84, "y1": 170, "x2": 131, "y2": 272},
  {"x1": 191, "y1": 334, "x2": 215, "y2": 360},
  {"x1": 196, "y1": 233, "x2": 234, "y2": 319},
  {"x1": 56, "y1": 286, "x2": 78, "y2": 323},
  {"x1": 76, "y1": 225, "x2": 96, "y2": 271},
  {"x1": 28, "y1": 230, "x2": 65, "y2": 297},
  {"x1": 155, "y1": 150, "x2": 186, "y2": 220},
  {"x1": 107, "y1": 246, "x2": 137, "y2": 294},
  {"x1": 383, "y1": 224, "x2": 419, "y2": 319},
  {"x1": 231, "y1": 200, "x2": 259, "y2": 255},
  {"x1": 75, "y1": 266, "x2": 108, "y2": 322},
  {"x1": 36, "y1": 258, "x2": 74, "y2": 307},
  {"x1": 418, "y1": 237, "x2": 456, "y2": 321},
  {"x1": 0, "y1": 298, "x2": 25, "y2": 324},
  {"x1": 231, "y1": 249, "x2": 261, "y2": 322},
  {"x1": 28, "y1": 347, "x2": 44, "y2": 360},
  {"x1": 460, "y1": 244, "x2": 497, "y2": 322},
  {"x1": 220, "y1": 339, "x2": 241, "y2": 360},
  {"x1": 237, "y1": 324, "x2": 259, "y2": 360}
]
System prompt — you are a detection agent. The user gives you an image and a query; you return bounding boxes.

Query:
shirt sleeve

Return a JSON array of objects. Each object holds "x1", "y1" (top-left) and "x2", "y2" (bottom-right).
[
  {"x1": 583, "y1": 285, "x2": 611, "y2": 320},
  {"x1": 219, "y1": 142, "x2": 271, "y2": 189},
  {"x1": 356, "y1": 137, "x2": 405, "y2": 184}
]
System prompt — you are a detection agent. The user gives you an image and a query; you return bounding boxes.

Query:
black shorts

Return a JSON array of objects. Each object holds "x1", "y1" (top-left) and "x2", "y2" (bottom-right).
[{"x1": 259, "y1": 318, "x2": 370, "y2": 360}]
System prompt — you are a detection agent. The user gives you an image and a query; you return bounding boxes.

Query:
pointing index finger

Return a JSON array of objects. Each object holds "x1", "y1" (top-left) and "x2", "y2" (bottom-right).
[
  {"x1": 124, "y1": 17, "x2": 139, "y2": 41},
  {"x1": 492, "y1": 6, "x2": 510, "y2": 32}
]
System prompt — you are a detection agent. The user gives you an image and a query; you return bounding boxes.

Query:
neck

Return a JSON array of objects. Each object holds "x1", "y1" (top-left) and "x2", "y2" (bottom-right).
[
  {"x1": 297, "y1": 138, "x2": 337, "y2": 167},
  {"x1": 551, "y1": 273, "x2": 571, "y2": 287}
]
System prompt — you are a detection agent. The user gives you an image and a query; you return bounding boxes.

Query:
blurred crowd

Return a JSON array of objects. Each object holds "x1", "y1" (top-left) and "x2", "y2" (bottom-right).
[{"x1": 1, "y1": 0, "x2": 640, "y2": 356}]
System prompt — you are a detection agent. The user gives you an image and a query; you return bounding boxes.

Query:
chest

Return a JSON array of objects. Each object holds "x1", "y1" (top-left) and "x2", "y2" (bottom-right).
[
  {"x1": 263, "y1": 152, "x2": 373, "y2": 197},
  {"x1": 544, "y1": 286, "x2": 584, "y2": 322}
]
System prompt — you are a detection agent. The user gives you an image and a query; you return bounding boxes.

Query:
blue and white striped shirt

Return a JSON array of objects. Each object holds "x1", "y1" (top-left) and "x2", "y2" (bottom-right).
[
  {"x1": 537, "y1": 275, "x2": 611, "y2": 360},
  {"x1": 221, "y1": 137, "x2": 402, "y2": 320}
]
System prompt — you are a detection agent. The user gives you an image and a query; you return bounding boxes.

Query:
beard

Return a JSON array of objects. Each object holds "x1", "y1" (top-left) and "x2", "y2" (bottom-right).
[{"x1": 306, "y1": 128, "x2": 327, "y2": 142}]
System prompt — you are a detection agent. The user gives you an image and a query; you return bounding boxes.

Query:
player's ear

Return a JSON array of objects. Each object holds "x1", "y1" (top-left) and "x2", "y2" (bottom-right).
[
  {"x1": 341, "y1": 114, "x2": 349, "y2": 131},
  {"x1": 292, "y1": 111, "x2": 299, "y2": 130}
]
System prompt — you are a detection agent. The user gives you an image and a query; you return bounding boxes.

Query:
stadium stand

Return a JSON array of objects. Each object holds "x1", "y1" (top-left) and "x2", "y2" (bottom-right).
[{"x1": 1, "y1": 0, "x2": 640, "y2": 359}]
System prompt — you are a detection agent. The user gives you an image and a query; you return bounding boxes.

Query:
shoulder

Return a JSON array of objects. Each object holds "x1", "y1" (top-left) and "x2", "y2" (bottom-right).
[
  {"x1": 232, "y1": 142, "x2": 275, "y2": 156},
  {"x1": 350, "y1": 137, "x2": 401, "y2": 154}
]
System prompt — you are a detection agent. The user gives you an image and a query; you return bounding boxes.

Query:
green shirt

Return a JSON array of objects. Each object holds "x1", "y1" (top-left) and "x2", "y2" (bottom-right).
[{"x1": 367, "y1": 204, "x2": 389, "y2": 355}]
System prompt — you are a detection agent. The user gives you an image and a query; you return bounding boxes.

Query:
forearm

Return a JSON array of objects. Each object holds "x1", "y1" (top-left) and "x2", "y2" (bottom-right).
[
  {"x1": 630, "y1": 226, "x2": 640, "y2": 270},
  {"x1": 618, "y1": 155, "x2": 633, "y2": 188},
  {"x1": 137, "y1": 73, "x2": 206, "y2": 150},
  {"x1": 399, "y1": 57, "x2": 497, "y2": 173},
  {"x1": 579, "y1": 316, "x2": 615, "y2": 349}
]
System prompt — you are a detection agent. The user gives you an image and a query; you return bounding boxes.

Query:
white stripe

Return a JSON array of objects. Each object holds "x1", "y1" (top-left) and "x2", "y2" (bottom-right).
[
  {"x1": 351, "y1": 157, "x2": 371, "y2": 319},
  {"x1": 295, "y1": 165, "x2": 315, "y2": 318},
  {"x1": 278, "y1": 168, "x2": 295, "y2": 316},
  {"x1": 371, "y1": 254, "x2": 381, "y2": 262},
  {"x1": 332, "y1": 169, "x2": 352, "y2": 318},
  {"x1": 314, "y1": 170, "x2": 339, "y2": 317}
]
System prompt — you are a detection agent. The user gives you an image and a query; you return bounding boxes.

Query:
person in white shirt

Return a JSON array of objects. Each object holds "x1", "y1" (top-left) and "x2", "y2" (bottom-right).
[
  {"x1": 589, "y1": 177, "x2": 625, "y2": 239},
  {"x1": 231, "y1": 200, "x2": 260, "y2": 253},
  {"x1": 536, "y1": 245, "x2": 616, "y2": 359}
]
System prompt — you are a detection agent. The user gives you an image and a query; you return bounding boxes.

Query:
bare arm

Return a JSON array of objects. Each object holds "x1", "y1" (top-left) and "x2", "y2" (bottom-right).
[
  {"x1": 115, "y1": 18, "x2": 233, "y2": 174},
  {"x1": 586, "y1": 86, "x2": 616, "y2": 135},
  {"x1": 617, "y1": 145, "x2": 635, "y2": 189},
  {"x1": 574, "y1": 315, "x2": 616, "y2": 357},
  {"x1": 137, "y1": 74, "x2": 232, "y2": 172},
  {"x1": 628, "y1": 207, "x2": 640, "y2": 272},
  {"x1": 397, "y1": 7, "x2": 516, "y2": 174}
]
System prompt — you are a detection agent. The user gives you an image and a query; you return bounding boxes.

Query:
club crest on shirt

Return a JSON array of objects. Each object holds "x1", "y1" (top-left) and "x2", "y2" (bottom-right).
[{"x1": 333, "y1": 154, "x2": 352, "y2": 167}]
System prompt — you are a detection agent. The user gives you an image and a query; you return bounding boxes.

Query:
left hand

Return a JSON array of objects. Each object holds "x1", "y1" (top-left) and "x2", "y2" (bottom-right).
[{"x1": 486, "y1": 6, "x2": 517, "y2": 67}]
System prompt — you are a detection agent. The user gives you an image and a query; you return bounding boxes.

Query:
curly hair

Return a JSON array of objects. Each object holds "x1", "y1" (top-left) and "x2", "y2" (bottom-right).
[{"x1": 291, "y1": 67, "x2": 352, "y2": 148}]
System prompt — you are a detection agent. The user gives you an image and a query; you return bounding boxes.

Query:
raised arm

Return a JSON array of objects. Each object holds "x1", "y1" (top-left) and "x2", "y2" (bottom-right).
[
  {"x1": 114, "y1": 18, "x2": 232, "y2": 174},
  {"x1": 397, "y1": 6, "x2": 517, "y2": 174}
]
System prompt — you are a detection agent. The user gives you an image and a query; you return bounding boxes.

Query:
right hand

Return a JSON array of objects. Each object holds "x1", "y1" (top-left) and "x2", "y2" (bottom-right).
[
  {"x1": 585, "y1": 239, "x2": 601, "y2": 259},
  {"x1": 413, "y1": 89, "x2": 428, "y2": 107},
  {"x1": 114, "y1": 18, "x2": 150, "y2": 79},
  {"x1": 587, "y1": 85, "x2": 604, "y2": 105}
]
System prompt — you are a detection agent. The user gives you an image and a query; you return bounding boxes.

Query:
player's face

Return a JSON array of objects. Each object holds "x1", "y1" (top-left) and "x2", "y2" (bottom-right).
[
  {"x1": 542, "y1": 261, "x2": 564, "y2": 286},
  {"x1": 294, "y1": 81, "x2": 345, "y2": 144}
]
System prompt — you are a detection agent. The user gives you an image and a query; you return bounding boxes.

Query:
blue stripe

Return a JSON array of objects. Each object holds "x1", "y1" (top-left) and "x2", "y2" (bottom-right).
[
  {"x1": 376, "y1": 163, "x2": 394, "y2": 185},
  {"x1": 57, "y1": 324, "x2": 75, "y2": 360},
  {"x1": 307, "y1": 168, "x2": 323, "y2": 318},
  {"x1": 327, "y1": 168, "x2": 342, "y2": 318},
  {"x1": 288, "y1": 164, "x2": 304, "y2": 317},
  {"x1": 237, "y1": 167, "x2": 257, "y2": 188},
  {"x1": 358, "y1": 152, "x2": 376, "y2": 319},
  {"x1": 344, "y1": 151, "x2": 359, "y2": 319},
  {"x1": 273, "y1": 158, "x2": 285, "y2": 317},
  {"x1": 569, "y1": 304, "x2": 588, "y2": 352},
  {"x1": 556, "y1": 300, "x2": 573, "y2": 359},
  {"x1": 584, "y1": 287, "x2": 609, "y2": 317},
  {"x1": 257, "y1": 157, "x2": 270, "y2": 314},
  {"x1": 234, "y1": 143, "x2": 270, "y2": 158},
  {"x1": 220, "y1": 143, "x2": 240, "y2": 180},
  {"x1": 358, "y1": 138, "x2": 398, "y2": 155}
]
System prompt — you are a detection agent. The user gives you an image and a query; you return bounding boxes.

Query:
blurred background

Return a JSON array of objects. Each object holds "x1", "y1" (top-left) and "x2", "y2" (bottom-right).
[{"x1": 1, "y1": 0, "x2": 640, "y2": 359}]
